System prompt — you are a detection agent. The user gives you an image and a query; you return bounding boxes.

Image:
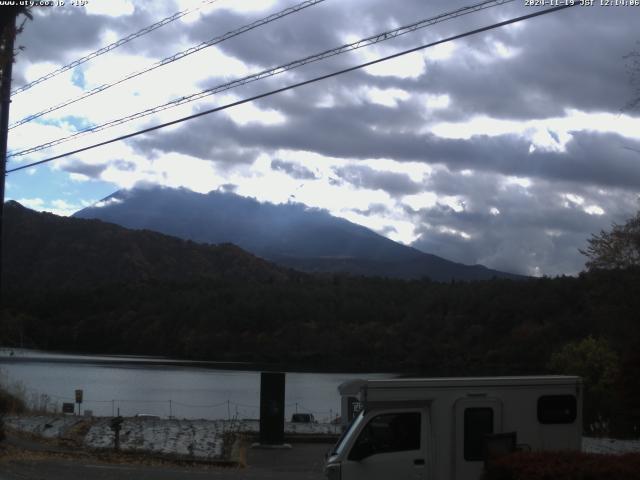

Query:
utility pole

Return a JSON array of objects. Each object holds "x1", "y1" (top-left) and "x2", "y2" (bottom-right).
[{"x1": 0, "y1": 11, "x2": 18, "y2": 302}]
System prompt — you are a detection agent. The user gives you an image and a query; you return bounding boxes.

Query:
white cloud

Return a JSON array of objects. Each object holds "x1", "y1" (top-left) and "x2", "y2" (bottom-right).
[
  {"x1": 363, "y1": 87, "x2": 410, "y2": 107},
  {"x1": 584, "y1": 205, "x2": 605, "y2": 216},
  {"x1": 94, "y1": 197, "x2": 122, "y2": 208},
  {"x1": 341, "y1": 210, "x2": 419, "y2": 245},
  {"x1": 564, "y1": 194, "x2": 584, "y2": 206},
  {"x1": 85, "y1": 0, "x2": 135, "y2": 17},
  {"x1": 503, "y1": 176, "x2": 532, "y2": 189},
  {"x1": 16, "y1": 197, "x2": 45, "y2": 209},
  {"x1": 439, "y1": 226, "x2": 471, "y2": 240},
  {"x1": 218, "y1": 0, "x2": 277, "y2": 13},
  {"x1": 13, "y1": 197, "x2": 83, "y2": 217},
  {"x1": 439, "y1": 195, "x2": 466, "y2": 213},
  {"x1": 69, "y1": 173, "x2": 90, "y2": 182},
  {"x1": 429, "y1": 111, "x2": 640, "y2": 153},
  {"x1": 221, "y1": 95, "x2": 286, "y2": 126},
  {"x1": 363, "y1": 50, "x2": 426, "y2": 79},
  {"x1": 425, "y1": 42, "x2": 456, "y2": 62},
  {"x1": 403, "y1": 192, "x2": 438, "y2": 210},
  {"x1": 51, "y1": 199, "x2": 76, "y2": 210}
]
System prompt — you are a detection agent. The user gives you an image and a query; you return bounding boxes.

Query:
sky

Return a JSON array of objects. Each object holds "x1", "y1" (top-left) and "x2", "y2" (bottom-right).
[{"x1": 5, "y1": 0, "x2": 640, "y2": 277}]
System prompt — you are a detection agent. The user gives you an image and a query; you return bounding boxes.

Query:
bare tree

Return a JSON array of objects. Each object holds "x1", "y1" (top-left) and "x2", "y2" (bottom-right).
[{"x1": 581, "y1": 211, "x2": 640, "y2": 270}]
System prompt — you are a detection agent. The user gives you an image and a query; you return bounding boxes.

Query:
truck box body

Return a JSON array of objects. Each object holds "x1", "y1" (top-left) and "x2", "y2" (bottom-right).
[{"x1": 326, "y1": 376, "x2": 582, "y2": 480}]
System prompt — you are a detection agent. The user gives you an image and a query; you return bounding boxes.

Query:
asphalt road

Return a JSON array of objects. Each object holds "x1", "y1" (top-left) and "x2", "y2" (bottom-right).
[{"x1": 0, "y1": 443, "x2": 328, "y2": 480}]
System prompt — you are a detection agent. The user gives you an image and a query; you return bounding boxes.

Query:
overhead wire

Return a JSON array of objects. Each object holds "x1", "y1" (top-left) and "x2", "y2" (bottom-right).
[
  {"x1": 8, "y1": 0, "x2": 515, "y2": 158},
  {"x1": 10, "y1": 0, "x2": 221, "y2": 96},
  {"x1": 6, "y1": 4, "x2": 578, "y2": 174},
  {"x1": 9, "y1": 0, "x2": 327, "y2": 129}
]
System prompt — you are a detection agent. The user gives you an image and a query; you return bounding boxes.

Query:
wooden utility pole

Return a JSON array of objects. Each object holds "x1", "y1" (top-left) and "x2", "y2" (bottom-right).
[{"x1": 0, "y1": 11, "x2": 18, "y2": 301}]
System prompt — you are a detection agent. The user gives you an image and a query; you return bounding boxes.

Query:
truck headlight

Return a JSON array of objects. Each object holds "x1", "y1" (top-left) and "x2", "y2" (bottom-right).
[{"x1": 325, "y1": 461, "x2": 341, "y2": 480}]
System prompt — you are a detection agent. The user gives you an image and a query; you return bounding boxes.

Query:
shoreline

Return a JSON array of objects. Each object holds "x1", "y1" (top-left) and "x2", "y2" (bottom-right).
[{"x1": 0, "y1": 348, "x2": 398, "y2": 375}]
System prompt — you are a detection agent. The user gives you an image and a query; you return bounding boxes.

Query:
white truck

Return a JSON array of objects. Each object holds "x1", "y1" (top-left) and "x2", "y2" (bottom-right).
[{"x1": 325, "y1": 376, "x2": 582, "y2": 480}]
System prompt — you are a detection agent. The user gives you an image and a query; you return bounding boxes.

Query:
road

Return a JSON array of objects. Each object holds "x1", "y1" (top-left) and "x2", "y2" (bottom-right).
[{"x1": 0, "y1": 443, "x2": 328, "y2": 480}]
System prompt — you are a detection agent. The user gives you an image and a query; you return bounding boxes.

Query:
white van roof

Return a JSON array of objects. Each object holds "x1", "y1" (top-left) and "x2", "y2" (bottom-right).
[{"x1": 363, "y1": 375, "x2": 581, "y2": 390}]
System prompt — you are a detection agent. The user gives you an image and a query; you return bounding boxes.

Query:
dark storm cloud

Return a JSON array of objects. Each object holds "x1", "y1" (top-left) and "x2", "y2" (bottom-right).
[
  {"x1": 60, "y1": 159, "x2": 107, "y2": 177},
  {"x1": 112, "y1": 159, "x2": 137, "y2": 171},
  {"x1": 420, "y1": 8, "x2": 638, "y2": 120},
  {"x1": 333, "y1": 165, "x2": 422, "y2": 196},
  {"x1": 409, "y1": 172, "x2": 639, "y2": 275},
  {"x1": 132, "y1": 127, "x2": 262, "y2": 166},
  {"x1": 270, "y1": 159, "x2": 318, "y2": 179},
  {"x1": 187, "y1": 1, "x2": 638, "y2": 123},
  {"x1": 16, "y1": 8, "x2": 109, "y2": 65}
]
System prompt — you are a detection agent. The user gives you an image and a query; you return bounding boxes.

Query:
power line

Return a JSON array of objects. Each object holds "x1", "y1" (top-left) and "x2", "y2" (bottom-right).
[
  {"x1": 8, "y1": 0, "x2": 514, "y2": 157},
  {"x1": 10, "y1": 0, "x2": 220, "y2": 96},
  {"x1": 9, "y1": 0, "x2": 327, "y2": 129},
  {"x1": 6, "y1": 4, "x2": 578, "y2": 174}
]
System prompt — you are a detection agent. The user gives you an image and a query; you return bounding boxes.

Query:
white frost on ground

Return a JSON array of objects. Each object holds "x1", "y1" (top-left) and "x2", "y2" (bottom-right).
[
  {"x1": 5, "y1": 415, "x2": 340, "y2": 460},
  {"x1": 582, "y1": 436, "x2": 640, "y2": 454},
  {"x1": 84, "y1": 418, "x2": 227, "y2": 459}
]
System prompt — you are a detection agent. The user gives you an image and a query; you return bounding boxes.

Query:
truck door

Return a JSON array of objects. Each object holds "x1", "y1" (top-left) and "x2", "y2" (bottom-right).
[
  {"x1": 341, "y1": 408, "x2": 430, "y2": 480},
  {"x1": 454, "y1": 397, "x2": 503, "y2": 480}
]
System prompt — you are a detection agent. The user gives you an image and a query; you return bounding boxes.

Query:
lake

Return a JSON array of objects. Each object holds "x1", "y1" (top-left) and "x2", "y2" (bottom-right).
[{"x1": 0, "y1": 349, "x2": 388, "y2": 420}]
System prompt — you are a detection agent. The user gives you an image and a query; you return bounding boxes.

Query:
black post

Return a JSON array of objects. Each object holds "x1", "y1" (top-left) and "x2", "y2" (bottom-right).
[
  {"x1": 110, "y1": 416, "x2": 123, "y2": 451},
  {"x1": 0, "y1": 13, "x2": 17, "y2": 302},
  {"x1": 259, "y1": 372, "x2": 286, "y2": 445}
]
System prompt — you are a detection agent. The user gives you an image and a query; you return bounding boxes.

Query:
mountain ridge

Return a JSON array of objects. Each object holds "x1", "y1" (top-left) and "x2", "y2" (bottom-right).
[{"x1": 74, "y1": 186, "x2": 523, "y2": 282}]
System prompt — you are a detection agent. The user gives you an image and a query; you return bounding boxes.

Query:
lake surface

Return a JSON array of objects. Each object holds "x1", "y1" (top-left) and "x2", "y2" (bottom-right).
[{"x1": 0, "y1": 349, "x2": 389, "y2": 420}]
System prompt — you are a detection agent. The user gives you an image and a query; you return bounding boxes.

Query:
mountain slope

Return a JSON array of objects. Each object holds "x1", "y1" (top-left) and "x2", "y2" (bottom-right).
[
  {"x1": 74, "y1": 186, "x2": 523, "y2": 281},
  {"x1": 2, "y1": 201, "x2": 292, "y2": 290}
]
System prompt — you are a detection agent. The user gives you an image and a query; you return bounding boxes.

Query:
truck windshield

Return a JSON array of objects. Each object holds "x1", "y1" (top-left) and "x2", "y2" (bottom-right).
[{"x1": 332, "y1": 410, "x2": 365, "y2": 456}]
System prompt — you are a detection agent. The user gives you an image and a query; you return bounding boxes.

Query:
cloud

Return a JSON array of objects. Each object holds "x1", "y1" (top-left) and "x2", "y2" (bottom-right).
[
  {"x1": 16, "y1": 197, "x2": 45, "y2": 209},
  {"x1": 333, "y1": 164, "x2": 423, "y2": 196},
  {"x1": 409, "y1": 166, "x2": 640, "y2": 276},
  {"x1": 353, "y1": 203, "x2": 392, "y2": 216},
  {"x1": 59, "y1": 159, "x2": 108, "y2": 178},
  {"x1": 270, "y1": 159, "x2": 318, "y2": 179},
  {"x1": 15, "y1": 197, "x2": 83, "y2": 217}
]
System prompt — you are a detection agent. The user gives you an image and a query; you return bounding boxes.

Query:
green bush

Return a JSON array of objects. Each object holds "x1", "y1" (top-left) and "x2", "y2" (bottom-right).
[{"x1": 484, "y1": 451, "x2": 640, "y2": 480}]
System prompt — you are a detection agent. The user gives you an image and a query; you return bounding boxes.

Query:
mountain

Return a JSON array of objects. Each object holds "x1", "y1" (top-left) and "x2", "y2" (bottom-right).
[
  {"x1": 2, "y1": 201, "x2": 292, "y2": 290},
  {"x1": 73, "y1": 186, "x2": 523, "y2": 281}
]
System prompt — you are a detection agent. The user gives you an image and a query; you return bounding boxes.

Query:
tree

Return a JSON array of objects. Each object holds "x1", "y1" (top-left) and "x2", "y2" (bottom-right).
[
  {"x1": 580, "y1": 211, "x2": 640, "y2": 271},
  {"x1": 548, "y1": 336, "x2": 620, "y2": 431}
]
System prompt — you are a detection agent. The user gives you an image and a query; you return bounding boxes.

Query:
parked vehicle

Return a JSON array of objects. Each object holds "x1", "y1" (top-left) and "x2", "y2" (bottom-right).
[
  {"x1": 326, "y1": 376, "x2": 582, "y2": 480},
  {"x1": 291, "y1": 413, "x2": 316, "y2": 423}
]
